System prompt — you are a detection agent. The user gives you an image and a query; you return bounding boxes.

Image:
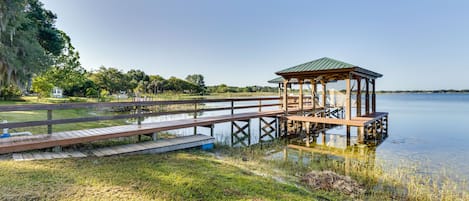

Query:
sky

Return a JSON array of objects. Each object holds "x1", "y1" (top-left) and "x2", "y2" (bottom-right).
[{"x1": 41, "y1": 0, "x2": 469, "y2": 90}]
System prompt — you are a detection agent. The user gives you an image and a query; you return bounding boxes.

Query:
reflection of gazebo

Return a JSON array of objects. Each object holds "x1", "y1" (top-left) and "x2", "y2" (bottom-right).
[{"x1": 273, "y1": 57, "x2": 388, "y2": 143}]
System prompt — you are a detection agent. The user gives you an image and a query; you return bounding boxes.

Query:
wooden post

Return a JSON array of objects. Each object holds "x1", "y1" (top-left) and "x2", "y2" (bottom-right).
[
  {"x1": 47, "y1": 110, "x2": 52, "y2": 134},
  {"x1": 321, "y1": 131, "x2": 326, "y2": 145},
  {"x1": 346, "y1": 126, "x2": 351, "y2": 146},
  {"x1": 321, "y1": 81, "x2": 326, "y2": 110},
  {"x1": 258, "y1": 99, "x2": 262, "y2": 112},
  {"x1": 311, "y1": 80, "x2": 317, "y2": 114},
  {"x1": 283, "y1": 80, "x2": 289, "y2": 113},
  {"x1": 137, "y1": 105, "x2": 142, "y2": 126},
  {"x1": 365, "y1": 79, "x2": 370, "y2": 114},
  {"x1": 372, "y1": 79, "x2": 376, "y2": 113},
  {"x1": 278, "y1": 83, "x2": 282, "y2": 109},
  {"x1": 231, "y1": 100, "x2": 234, "y2": 115},
  {"x1": 298, "y1": 79, "x2": 304, "y2": 115},
  {"x1": 210, "y1": 124, "x2": 214, "y2": 137},
  {"x1": 283, "y1": 80, "x2": 289, "y2": 137},
  {"x1": 194, "y1": 101, "x2": 197, "y2": 135},
  {"x1": 356, "y1": 78, "x2": 361, "y2": 117},
  {"x1": 345, "y1": 75, "x2": 351, "y2": 120}
]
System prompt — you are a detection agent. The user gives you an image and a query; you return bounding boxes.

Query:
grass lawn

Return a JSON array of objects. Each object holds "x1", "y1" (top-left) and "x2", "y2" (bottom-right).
[{"x1": 0, "y1": 150, "x2": 342, "y2": 201}]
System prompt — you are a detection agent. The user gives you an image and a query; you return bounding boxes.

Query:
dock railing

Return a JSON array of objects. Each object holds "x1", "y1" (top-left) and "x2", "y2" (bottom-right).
[{"x1": 0, "y1": 96, "x2": 309, "y2": 135}]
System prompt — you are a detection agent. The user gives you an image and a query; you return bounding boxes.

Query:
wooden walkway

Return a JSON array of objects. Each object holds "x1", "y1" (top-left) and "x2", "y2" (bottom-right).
[
  {"x1": 11, "y1": 135, "x2": 214, "y2": 161},
  {"x1": 284, "y1": 112, "x2": 388, "y2": 127},
  {"x1": 12, "y1": 151, "x2": 86, "y2": 161},
  {"x1": 0, "y1": 110, "x2": 289, "y2": 154},
  {"x1": 91, "y1": 134, "x2": 214, "y2": 157}
]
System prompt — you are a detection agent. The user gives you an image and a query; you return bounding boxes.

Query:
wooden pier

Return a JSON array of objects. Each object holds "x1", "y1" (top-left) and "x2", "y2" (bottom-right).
[
  {"x1": 0, "y1": 97, "x2": 309, "y2": 156},
  {"x1": 272, "y1": 57, "x2": 389, "y2": 145},
  {"x1": 0, "y1": 57, "x2": 388, "y2": 159}
]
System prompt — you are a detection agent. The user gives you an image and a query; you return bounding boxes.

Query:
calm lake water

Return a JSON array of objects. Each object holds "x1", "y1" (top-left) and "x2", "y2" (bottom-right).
[{"x1": 142, "y1": 93, "x2": 469, "y2": 182}]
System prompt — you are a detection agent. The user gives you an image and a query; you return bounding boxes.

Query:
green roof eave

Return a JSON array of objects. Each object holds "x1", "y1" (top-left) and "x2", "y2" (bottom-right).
[{"x1": 275, "y1": 57, "x2": 382, "y2": 79}]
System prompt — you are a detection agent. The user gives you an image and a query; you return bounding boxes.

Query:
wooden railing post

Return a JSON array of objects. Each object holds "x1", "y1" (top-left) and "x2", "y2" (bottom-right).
[
  {"x1": 231, "y1": 100, "x2": 234, "y2": 115},
  {"x1": 194, "y1": 100, "x2": 198, "y2": 135},
  {"x1": 47, "y1": 109, "x2": 52, "y2": 134},
  {"x1": 258, "y1": 99, "x2": 262, "y2": 112},
  {"x1": 137, "y1": 104, "x2": 142, "y2": 126}
]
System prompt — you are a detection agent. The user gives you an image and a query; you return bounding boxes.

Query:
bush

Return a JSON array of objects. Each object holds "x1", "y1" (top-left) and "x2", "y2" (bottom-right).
[{"x1": 0, "y1": 85, "x2": 22, "y2": 100}]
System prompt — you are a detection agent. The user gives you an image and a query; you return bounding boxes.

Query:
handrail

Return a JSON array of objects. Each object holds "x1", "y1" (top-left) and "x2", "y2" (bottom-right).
[{"x1": 0, "y1": 96, "x2": 294, "y2": 132}]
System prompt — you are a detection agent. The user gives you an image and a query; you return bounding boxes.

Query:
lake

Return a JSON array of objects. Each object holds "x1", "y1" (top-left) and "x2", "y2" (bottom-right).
[{"x1": 142, "y1": 93, "x2": 469, "y2": 185}]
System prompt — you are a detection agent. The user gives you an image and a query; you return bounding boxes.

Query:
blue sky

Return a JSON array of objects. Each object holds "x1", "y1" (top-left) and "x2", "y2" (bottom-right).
[{"x1": 41, "y1": 0, "x2": 469, "y2": 90}]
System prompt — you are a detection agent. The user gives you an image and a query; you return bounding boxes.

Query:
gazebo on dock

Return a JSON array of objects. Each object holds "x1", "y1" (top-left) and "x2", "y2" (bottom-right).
[{"x1": 273, "y1": 57, "x2": 388, "y2": 144}]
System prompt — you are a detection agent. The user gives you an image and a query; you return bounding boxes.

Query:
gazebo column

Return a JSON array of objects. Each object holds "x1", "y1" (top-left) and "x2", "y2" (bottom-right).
[
  {"x1": 345, "y1": 74, "x2": 352, "y2": 142},
  {"x1": 365, "y1": 79, "x2": 370, "y2": 114},
  {"x1": 356, "y1": 77, "x2": 361, "y2": 117},
  {"x1": 311, "y1": 79, "x2": 317, "y2": 114},
  {"x1": 278, "y1": 83, "x2": 282, "y2": 109},
  {"x1": 345, "y1": 75, "x2": 351, "y2": 120},
  {"x1": 298, "y1": 79, "x2": 304, "y2": 114},
  {"x1": 283, "y1": 80, "x2": 289, "y2": 113},
  {"x1": 283, "y1": 79, "x2": 289, "y2": 137},
  {"x1": 372, "y1": 79, "x2": 376, "y2": 113},
  {"x1": 321, "y1": 80, "x2": 327, "y2": 117}
]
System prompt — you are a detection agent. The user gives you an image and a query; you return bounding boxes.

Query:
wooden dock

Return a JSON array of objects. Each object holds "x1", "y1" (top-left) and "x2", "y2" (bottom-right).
[
  {"x1": 285, "y1": 112, "x2": 388, "y2": 127},
  {"x1": 0, "y1": 109, "x2": 294, "y2": 154},
  {"x1": 91, "y1": 134, "x2": 214, "y2": 157}
]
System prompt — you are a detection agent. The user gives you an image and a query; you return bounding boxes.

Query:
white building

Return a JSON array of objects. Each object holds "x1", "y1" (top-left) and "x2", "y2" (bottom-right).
[{"x1": 51, "y1": 87, "x2": 63, "y2": 98}]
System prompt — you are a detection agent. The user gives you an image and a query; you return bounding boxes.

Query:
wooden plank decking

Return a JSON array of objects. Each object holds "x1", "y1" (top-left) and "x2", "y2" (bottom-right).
[
  {"x1": 12, "y1": 151, "x2": 87, "y2": 161},
  {"x1": 91, "y1": 134, "x2": 214, "y2": 157},
  {"x1": 0, "y1": 110, "x2": 291, "y2": 154},
  {"x1": 284, "y1": 112, "x2": 388, "y2": 127}
]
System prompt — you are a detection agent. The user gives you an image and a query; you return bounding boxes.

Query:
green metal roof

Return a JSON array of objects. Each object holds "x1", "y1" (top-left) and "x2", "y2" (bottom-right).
[
  {"x1": 267, "y1": 77, "x2": 284, "y2": 83},
  {"x1": 268, "y1": 77, "x2": 321, "y2": 84},
  {"x1": 275, "y1": 57, "x2": 356, "y2": 74}
]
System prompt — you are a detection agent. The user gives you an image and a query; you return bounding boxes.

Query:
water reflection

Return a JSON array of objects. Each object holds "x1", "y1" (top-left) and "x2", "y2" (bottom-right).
[{"x1": 282, "y1": 132, "x2": 388, "y2": 177}]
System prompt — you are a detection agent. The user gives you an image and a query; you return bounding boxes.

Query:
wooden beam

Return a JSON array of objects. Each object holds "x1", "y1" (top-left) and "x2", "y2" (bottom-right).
[
  {"x1": 345, "y1": 74, "x2": 351, "y2": 120},
  {"x1": 365, "y1": 79, "x2": 370, "y2": 114},
  {"x1": 356, "y1": 78, "x2": 361, "y2": 116}
]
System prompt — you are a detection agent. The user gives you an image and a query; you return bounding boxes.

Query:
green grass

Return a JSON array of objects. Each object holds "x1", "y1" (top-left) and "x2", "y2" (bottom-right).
[{"x1": 0, "y1": 150, "x2": 341, "y2": 201}]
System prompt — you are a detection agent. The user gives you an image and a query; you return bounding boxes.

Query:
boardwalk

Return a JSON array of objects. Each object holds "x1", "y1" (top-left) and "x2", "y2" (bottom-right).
[
  {"x1": 11, "y1": 135, "x2": 214, "y2": 161},
  {"x1": 0, "y1": 109, "x2": 289, "y2": 154}
]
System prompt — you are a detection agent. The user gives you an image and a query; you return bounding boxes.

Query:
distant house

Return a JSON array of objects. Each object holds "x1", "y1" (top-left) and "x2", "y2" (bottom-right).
[{"x1": 51, "y1": 87, "x2": 63, "y2": 98}]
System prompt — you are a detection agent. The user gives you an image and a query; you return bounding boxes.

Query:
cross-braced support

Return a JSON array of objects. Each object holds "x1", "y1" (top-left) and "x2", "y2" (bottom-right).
[
  {"x1": 259, "y1": 116, "x2": 278, "y2": 142},
  {"x1": 231, "y1": 119, "x2": 251, "y2": 146}
]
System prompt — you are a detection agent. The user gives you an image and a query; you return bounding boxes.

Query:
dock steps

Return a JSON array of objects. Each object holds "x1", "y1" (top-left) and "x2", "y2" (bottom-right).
[
  {"x1": 90, "y1": 134, "x2": 215, "y2": 157},
  {"x1": 12, "y1": 151, "x2": 87, "y2": 161}
]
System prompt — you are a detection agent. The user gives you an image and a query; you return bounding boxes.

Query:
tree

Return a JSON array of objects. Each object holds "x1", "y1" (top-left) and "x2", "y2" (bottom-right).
[
  {"x1": 126, "y1": 69, "x2": 149, "y2": 95},
  {"x1": 90, "y1": 66, "x2": 129, "y2": 94},
  {"x1": 185, "y1": 74, "x2": 206, "y2": 93},
  {"x1": 32, "y1": 76, "x2": 53, "y2": 98},
  {"x1": 165, "y1": 76, "x2": 198, "y2": 93},
  {"x1": 148, "y1": 75, "x2": 166, "y2": 94},
  {"x1": 0, "y1": 0, "x2": 65, "y2": 96},
  {"x1": 36, "y1": 30, "x2": 87, "y2": 96}
]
